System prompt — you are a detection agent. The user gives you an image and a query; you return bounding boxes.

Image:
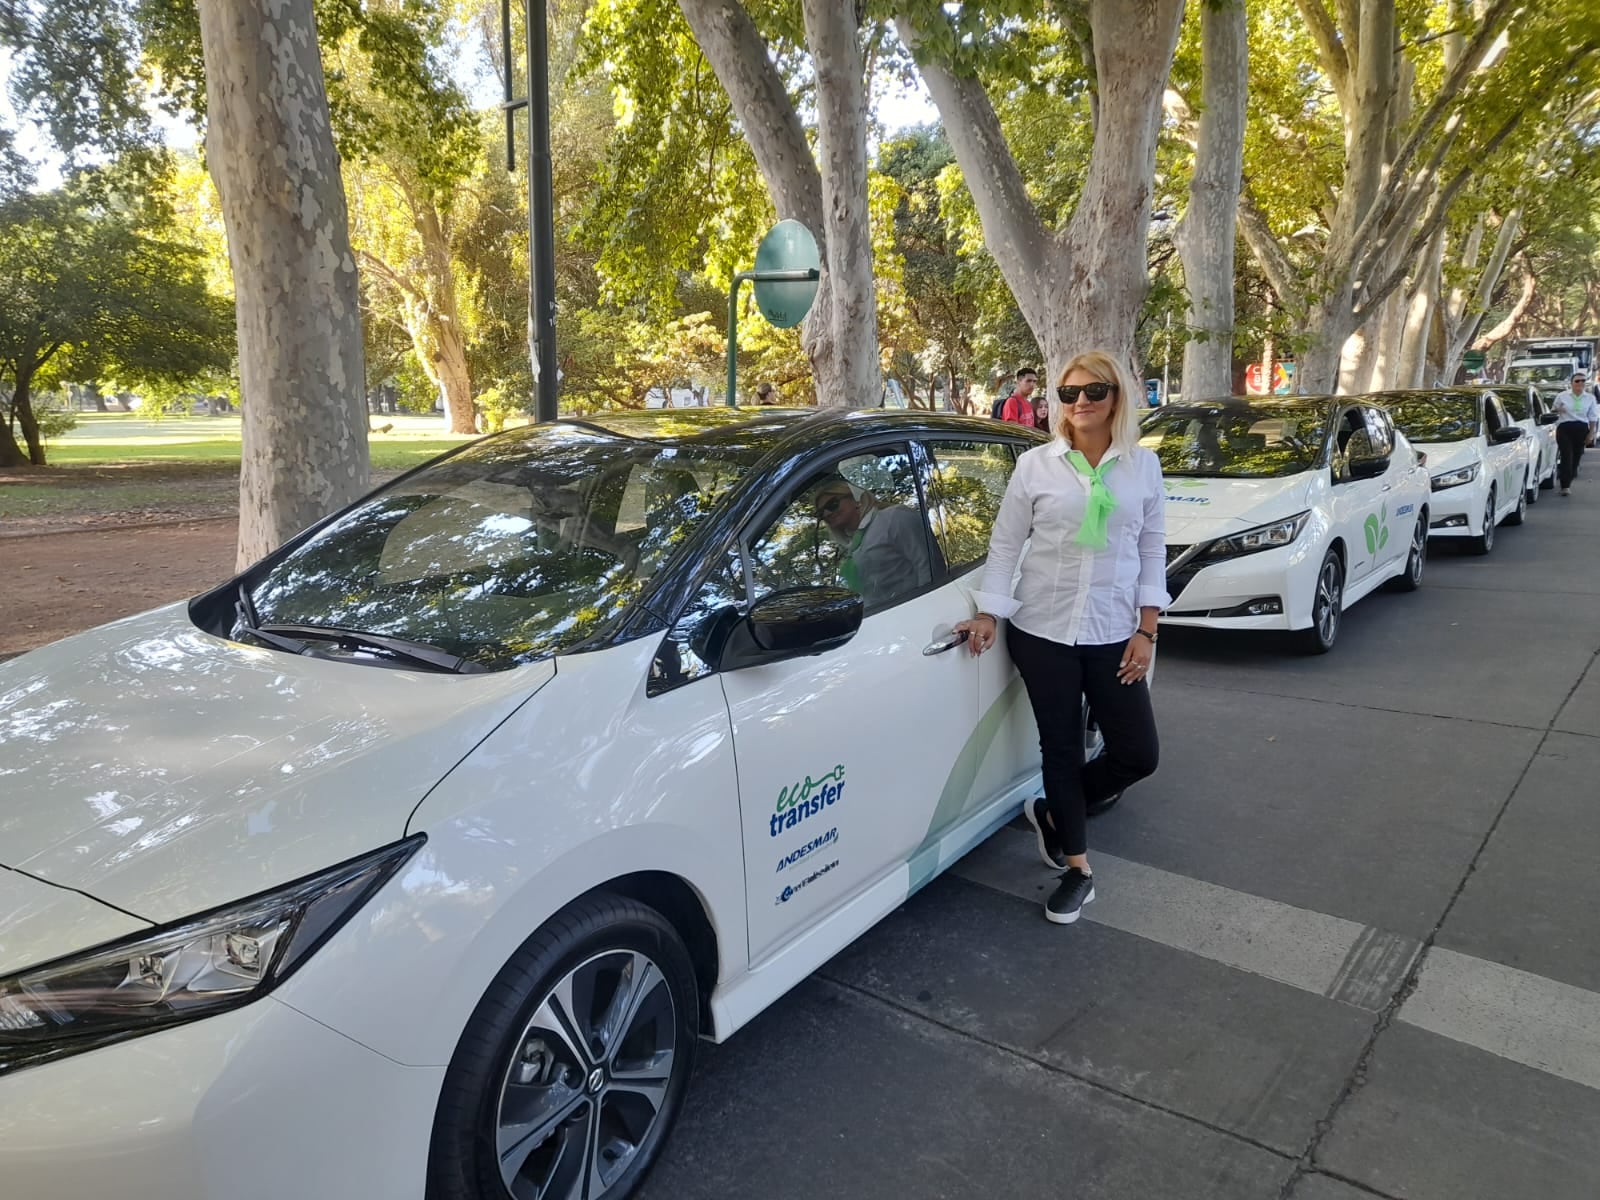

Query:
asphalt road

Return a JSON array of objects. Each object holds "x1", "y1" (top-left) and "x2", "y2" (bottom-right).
[{"x1": 642, "y1": 478, "x2": 1600, "y2": 1200}]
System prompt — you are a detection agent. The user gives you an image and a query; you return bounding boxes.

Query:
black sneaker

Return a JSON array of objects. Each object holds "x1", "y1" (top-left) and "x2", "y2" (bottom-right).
[
  {"x1": 1045, "y1": 868, "x2": 1095, "y2": 925},
  {"x1": 1023, "y1": 796, "x2": 1069, "y2": 869}
]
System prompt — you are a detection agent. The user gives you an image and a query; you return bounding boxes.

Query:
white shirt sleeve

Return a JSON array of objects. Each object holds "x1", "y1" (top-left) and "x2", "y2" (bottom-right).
[
  {"x1": 971, "y1": 458, "x2": 1033, "y2": 618},
  {"x1": 1136, "y1": 452, "x2": 1172, "y2": 611}
]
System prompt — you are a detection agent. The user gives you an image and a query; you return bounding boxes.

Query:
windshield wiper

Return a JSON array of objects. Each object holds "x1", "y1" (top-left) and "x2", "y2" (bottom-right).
[
  {"x1": 234, "y1": 584, "x2": 318, "y2": 656},
  {"x1": 254, "y1": 623, "x2": 489, "y2": 674}
]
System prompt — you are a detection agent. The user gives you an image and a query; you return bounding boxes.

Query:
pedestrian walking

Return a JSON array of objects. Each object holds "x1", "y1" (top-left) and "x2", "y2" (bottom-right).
[
  {"x1": 953, "y1": 349, "x2": 1168, "y2": 925},
  {"x1": 1000, "y1": 368, "x2": 1040, "y2": 426},
  {"x1": 1554, "y1": 373, "x2": 1598, "y2": 496}
]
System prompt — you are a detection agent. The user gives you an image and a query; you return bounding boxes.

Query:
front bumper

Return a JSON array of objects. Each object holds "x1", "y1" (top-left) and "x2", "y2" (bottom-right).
[
  {"x1": 1426, "y1": 483, "x2": 1480, "y2": 538},
  {"x1": 1162, "y1": 539, "x2": 1316, "y2": 631},
  {"x1": 0, "y1": 997, "x2": 442, "y2": 1199}
]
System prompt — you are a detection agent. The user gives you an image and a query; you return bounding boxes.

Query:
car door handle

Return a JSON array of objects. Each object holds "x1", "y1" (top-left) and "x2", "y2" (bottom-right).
[{"x1": 922, "y1": 629, "x2": 970, "y2": 656}]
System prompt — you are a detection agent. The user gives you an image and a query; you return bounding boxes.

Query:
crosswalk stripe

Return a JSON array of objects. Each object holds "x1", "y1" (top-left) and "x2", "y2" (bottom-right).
[{"x1": 950, "y1": 827, "x2": 1600, "y2": 1092}]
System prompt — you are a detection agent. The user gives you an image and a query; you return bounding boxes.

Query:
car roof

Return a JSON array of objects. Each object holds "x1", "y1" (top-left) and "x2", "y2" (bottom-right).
[
  {"x1": 560, "y1": 405, "x2": 1036, "y2": 455},
  {"x1": 1365, "y1": 388, "x2": 1481, "y2": 408}
]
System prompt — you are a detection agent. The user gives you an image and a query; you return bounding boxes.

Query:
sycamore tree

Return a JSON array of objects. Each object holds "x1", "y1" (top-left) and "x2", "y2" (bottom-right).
[
  {"x1": 1236, "y1": 0, "x2": 1600, "y2": 393},
  {"x1": 0, "y1": 166, "x2": 232, "y2": 466},
  {"x1": 896, "y1": 0, "x2": 1186, "y2": 383}
]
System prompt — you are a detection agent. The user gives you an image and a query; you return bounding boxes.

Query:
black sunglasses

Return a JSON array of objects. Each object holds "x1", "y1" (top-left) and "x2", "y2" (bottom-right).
[{"x1": 1057, "y1": 382, "x2": 1118, "y2": 404}]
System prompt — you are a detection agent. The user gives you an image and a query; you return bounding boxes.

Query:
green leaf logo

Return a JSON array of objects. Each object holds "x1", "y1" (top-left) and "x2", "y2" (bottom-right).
[{"x1": 1365, "y1": 503, "x2": 1390, "y2": 554}]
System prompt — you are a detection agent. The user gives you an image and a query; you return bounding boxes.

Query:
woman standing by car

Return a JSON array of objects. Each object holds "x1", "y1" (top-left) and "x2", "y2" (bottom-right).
[{"x1": 955, "y1": 350, "x2": 1169, "y2": 925}]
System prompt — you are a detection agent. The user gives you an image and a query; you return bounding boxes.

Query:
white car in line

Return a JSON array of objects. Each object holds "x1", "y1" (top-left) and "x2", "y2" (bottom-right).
[
  {"x1": 1141, "y1": 396, "x2": 1432, "y2": 654},
  {"x1": 1487, "y1": 383, "x2": 1560, "y2": 500},
  {"x1": 1380, "y1": 388, "x2": 1531, "y2": 555},
  {"x1": 0, "y1": 408, "x2": 1081, "y2": 1200}
]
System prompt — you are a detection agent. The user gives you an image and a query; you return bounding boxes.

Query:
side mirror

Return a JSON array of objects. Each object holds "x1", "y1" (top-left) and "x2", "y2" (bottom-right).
[
  {"x1": 718, "y1": 586, "x2": 863, "y2": 670},
  {"x1": 1537, "y1": 412, "x2": 1560, "y2": 426},
  {"x1": 1346, "y1": 456, "x2": 1389, "y2": 480},
  {"x1": 1491, "y1": 426, "x2": 1525, "y2": 443}
]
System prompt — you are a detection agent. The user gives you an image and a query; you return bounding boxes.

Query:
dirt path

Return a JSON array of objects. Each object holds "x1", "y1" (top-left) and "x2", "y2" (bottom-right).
[{"x1": 1, "y1": 521, "x2": 239, "y2": 658}]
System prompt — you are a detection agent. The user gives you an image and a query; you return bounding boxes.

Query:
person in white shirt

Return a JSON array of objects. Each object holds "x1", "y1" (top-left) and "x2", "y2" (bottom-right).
[
  {"x1": 1554, "y1": 373, "x2": 1598, "y2": 495},
  {"x1": 954, "y1": 349, "x2": 1170, "y2": 926}
]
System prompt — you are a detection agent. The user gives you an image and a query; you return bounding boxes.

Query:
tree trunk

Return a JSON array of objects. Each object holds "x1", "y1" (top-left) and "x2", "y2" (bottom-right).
[
  {"x1": 196, "y1": 0, "x2": 371, "y2": 570},
  {"x1": 1397, "y1": 227, "x2": 1446, "y2": 387},
  {"x1": 8, "y1": 364, "x2": 46, "y2": 465},
  {"x1": 1174, "y1": 0, "x2": 1248, "y2": 403},
  {"x1": 901, "y1": 0, "x2": 1185, "y2": 383},
  {"x1": 1442, "y1": 207, "x2": 1520, "y2": 381},
  {"x1": 677, "y1": 0, "x2": 877, "y2": 406},
  {"x1": 415, "y1": 202, "x2": 477, "y2": 433},
  {"x1": 0, "y1": 415, "x2": 24, "y2": 468},
  {"x1": 800, "y1": 0, "x2": 880, "y2": 406}
]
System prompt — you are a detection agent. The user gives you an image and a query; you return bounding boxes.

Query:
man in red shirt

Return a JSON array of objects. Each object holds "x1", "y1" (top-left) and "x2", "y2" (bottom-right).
[{"x1": 1000, "y1": 368, "x2": 1039, "y2": 426}]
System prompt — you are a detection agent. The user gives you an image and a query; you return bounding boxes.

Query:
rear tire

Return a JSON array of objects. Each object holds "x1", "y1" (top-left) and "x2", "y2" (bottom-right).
[
  {"x1": 1468, "y1": 488, "x2": 1497, "y2": 555},
  {"x1": 428, "y1": 893, "x2": 699, "y2": 1200},
  {"x1": 1387, "y1": 513, "x2": 1426, "y2": 593},
  {"x1": 1506, "y1": 480, "x2": 1528, "y2": 526},
  {"x1": 1296, "y1": 549, "x2": 1343, "y2": 654}
]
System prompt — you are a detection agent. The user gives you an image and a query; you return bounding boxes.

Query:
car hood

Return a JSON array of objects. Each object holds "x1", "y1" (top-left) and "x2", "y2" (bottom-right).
[
  {"x1": 0, "y1": 604, "x2": 552, "y2": 923},
  {"x1": 1412, "y1": 441, "x2": 1480, "y2": 474},
  {"x1": 1161, "y1": 474, "x2": 1314, "y2": 544},
  {"x1": 0, "y1": 866, "x2": 150, "y2": 977}
]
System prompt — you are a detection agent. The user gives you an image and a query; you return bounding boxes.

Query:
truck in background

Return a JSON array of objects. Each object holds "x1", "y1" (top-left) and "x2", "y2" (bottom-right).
[{"x1": 1506, "y1": 336, "x2": 1598, "y2": 393}]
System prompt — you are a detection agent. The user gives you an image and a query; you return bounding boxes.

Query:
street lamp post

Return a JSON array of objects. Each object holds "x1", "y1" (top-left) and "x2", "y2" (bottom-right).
[{"x1": 500, "y1": 0, "x2": 559, "y2": 423}]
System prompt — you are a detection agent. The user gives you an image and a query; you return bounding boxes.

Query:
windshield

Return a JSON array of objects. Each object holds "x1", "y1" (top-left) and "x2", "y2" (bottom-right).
[
  {"x1": 1385, "y1": 395, "x2": 1479, "y2": 443},
  {"x1": 246, "y1": 425, "x2": 757, "y2": 670},
  {"x1": 1507, "y1": 363, "x2": 1574, "y2": 385},
  {"x1": 1139, "y1": 405, "x2": 1328, "y2": 477}
]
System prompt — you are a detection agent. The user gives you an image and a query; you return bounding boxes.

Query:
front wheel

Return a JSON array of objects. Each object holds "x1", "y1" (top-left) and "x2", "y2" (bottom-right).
[
  {"x1": 1468, "y1": 487, "x2": 1497, "y2": 555},
  {"x1": 1296, "y1": 549, "x2": 1344, "y2": 654},
  {"x1": 1387, "y1": 513, "x2": 1426, "y2": 592},
  {"x1": 428, "y1": 894, "x2": 699, "y2": 1200}
]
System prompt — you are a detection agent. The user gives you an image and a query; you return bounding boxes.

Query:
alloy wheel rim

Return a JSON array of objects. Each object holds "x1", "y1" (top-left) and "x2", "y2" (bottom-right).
[
  {"x1": 1410, "y1": 520, "x2": 1425, "y2": 584},
  {"x1": 1316, "y1": 560, "x2": 1341, "y2": 644},
  {"x1": 1484, "y1": 495, "x2": 1495, "y2": 549},
  {"x1": 493, "y1": 950, "x2": 677, "y2": 1200}
]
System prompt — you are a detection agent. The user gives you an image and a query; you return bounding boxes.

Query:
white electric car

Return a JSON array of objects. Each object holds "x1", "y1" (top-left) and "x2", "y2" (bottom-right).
[
  {"x1": 0, "y1": 408, "x2": 1096, "y2": 1200},
  {"x1": 1141, "y1": 396, "x2": 1432, "y2": 654},
  {"x1": 1486, "y1": 383, "x2": 1560, "y2": 500},
  {"x1": 1381, "y1": 388, "x2": 1531, "y2": 555}
]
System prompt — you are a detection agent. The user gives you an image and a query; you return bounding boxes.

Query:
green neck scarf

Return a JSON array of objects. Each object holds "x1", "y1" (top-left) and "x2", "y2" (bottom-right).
[
  {"x1": 839, "y1": 528, "x2": 865, "y2": 592},
  {"x1": 1067, "y1": 450, "x2": 1118, "y2": 549}
]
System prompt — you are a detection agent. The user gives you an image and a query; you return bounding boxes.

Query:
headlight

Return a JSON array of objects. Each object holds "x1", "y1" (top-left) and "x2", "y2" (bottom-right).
[
  {"x1": 1431, "y1": 462, "x2": 1480, "y2": 490},
  {"x1": 1197, "y1": 511, "x2": 1311, "y2": 561},
  {"x1": 0, "y1": 836, "x2": 423, "y2": 1076}
]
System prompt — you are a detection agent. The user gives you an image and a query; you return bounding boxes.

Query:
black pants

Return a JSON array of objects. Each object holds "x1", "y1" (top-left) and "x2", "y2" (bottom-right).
[
  {"x1": 1558, "y1": 421, "x2": 1588, "y2": 488},
  {"x1": 1008, "y1": 624, "x2": 1160, "y2": 859}
]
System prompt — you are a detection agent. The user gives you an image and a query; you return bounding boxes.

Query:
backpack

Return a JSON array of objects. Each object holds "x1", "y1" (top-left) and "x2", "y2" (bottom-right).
[{"x1": 991, "y1": 393, "x2": 1011, "y2": 419}]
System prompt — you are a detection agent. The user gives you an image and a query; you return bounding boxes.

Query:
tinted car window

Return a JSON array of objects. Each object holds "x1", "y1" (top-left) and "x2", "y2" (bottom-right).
[
  {"x1": 745, "y1": 447, "x2": 935, "y2": 615},
  {"x1": 1385, "y1": 394, "x2": 1480, "y2": 443},
  {"x1": 923, "y1": 440, "x2": 1017, "y2": 573},
  {"x1": 1140, "y1": 404, "x2": 1329, "y2": 477},
  {"x1": 1362, "y1": 406, "x2": 1395, "y2": 457},
  {"x1": 1496, "y1": 388, "x2": 1532, "y2": 422},
  {"x1": 247, "y1": 425, "x2": 754, "y2": 670}
]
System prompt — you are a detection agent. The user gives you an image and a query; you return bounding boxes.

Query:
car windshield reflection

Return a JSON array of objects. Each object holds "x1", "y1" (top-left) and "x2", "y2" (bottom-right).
[
  {"x1": 1384, "y1": 394, "x2": 1479, "y2": 443},
  {"x1": 245, "y1": 423, "x2": 762, "y2": 671},
  {"x1": 1140, "y1": 404, "x2": 1329, "y2": 478}
]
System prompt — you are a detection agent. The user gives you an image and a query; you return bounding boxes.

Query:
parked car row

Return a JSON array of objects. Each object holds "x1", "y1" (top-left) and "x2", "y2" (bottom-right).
[
  {"x1": 0, "y1": 390, "x2": 1556, "y2": 1198},
  {"x1": 1142, "y1": 384, "x2": 1551, "y2": 653}
]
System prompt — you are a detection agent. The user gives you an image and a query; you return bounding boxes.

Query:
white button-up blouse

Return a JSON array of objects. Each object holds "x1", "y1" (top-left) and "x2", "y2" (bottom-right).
[{"x1": 971, "y1": 438, "x2": 1171, "y2": 646}]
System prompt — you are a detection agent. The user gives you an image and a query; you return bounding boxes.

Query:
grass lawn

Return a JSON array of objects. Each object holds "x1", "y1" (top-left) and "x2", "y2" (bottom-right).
[
  {"x1": 3, "y1": 415, "x2": 483, "y2": 525},
  {"x1": 40, "y1": 413, "x2": 479, "y2": 471}
]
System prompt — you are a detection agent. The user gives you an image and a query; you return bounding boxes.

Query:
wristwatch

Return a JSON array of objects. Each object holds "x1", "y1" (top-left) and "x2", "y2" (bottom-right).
[{"x1": 1136, "y1": 627, "x2": 1159, "y2": 643}]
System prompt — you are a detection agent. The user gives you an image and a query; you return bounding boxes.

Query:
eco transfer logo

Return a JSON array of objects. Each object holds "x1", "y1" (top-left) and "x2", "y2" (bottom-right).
[
  {"x1": 1364, "y1": 502, "x2": 1390, "y2": 555},
  {"x1": 776, "y1": 827, "x2": 839, "y2": 874},
  {"x1": 770, "y1": 765, "x2": 846, "y2": 838},
  {"x1": 1165, "y1": 478, "x2": 1211, "y2": 505}
]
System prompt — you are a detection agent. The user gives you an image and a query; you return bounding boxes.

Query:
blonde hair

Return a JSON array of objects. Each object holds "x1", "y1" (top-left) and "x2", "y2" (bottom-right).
[{"x1": 1053, "y1": 350, "x2": 1143, "y2": 453}]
